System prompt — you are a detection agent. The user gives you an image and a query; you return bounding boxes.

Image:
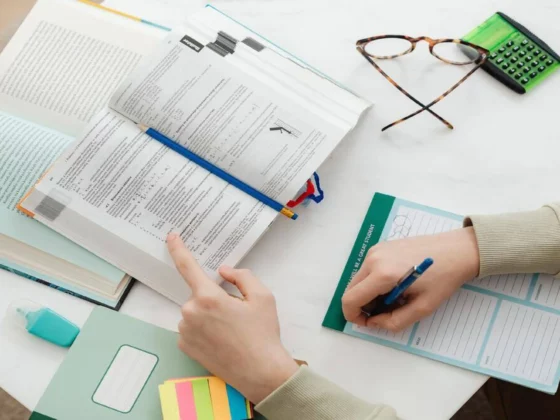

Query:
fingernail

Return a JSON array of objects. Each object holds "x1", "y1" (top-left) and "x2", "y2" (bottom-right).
[
  {"x1": 219, "y1": 265, "x2": 233, "y2": 274},
  {"x1": 167, "y1": 232, "x2": 179, "y2": 242}
]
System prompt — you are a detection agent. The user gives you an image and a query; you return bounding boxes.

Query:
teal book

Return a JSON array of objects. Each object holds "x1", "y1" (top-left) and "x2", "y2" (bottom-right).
[
  {"x1": 323, "y1": 193, "x2": 560, "y2": 393},
  {"x1": 31, "y1": 307, "x2": 266, "y2": 419},
  {"x1": 0, "y1": 0, "x2": 151, "y2": 309}
]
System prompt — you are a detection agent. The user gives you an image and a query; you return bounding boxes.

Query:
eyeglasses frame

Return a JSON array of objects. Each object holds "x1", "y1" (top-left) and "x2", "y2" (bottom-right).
[{"x1": 356, "y1": 35, "x2": 489, "y2": 131}]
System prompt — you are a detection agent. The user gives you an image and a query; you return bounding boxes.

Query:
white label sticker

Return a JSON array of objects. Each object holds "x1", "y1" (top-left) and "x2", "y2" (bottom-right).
[{"x1": 92, "y1": 345, "x2": 158, "y2": 413}]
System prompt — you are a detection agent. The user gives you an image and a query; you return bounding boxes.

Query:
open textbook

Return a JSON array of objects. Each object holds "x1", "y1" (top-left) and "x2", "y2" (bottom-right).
[
  {"x1": 324, "y1": 193, "x2": 560, "y2": 393},
  {"x1": 19, "y1": 6, "x2": 370, "y2": 304},
  {"x1": 0, "y1": 0, "x2": 167, "y2": 307}
]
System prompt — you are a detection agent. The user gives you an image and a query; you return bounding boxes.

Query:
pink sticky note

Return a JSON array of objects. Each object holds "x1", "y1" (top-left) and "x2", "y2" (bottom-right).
[{"x1": 175, "y1": 381, "x2": 197, "y2": 420}]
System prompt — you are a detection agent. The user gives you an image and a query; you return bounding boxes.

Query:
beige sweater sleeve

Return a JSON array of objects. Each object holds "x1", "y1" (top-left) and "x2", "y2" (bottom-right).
[
  {"x1": 256, "y1": 366, "x2": 398, "y2": 420},
  {"x1": 465, "y1": 203, "x2": 560, "y2": 278}
]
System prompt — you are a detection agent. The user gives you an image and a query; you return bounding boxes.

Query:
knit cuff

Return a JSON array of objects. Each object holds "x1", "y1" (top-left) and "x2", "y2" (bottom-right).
[
  {"x1": 464, "y1": 206, "x2": 560, "y2": 278},
  {"x1": 256, "y1": 366, "x2": 396, "y2": 420}
]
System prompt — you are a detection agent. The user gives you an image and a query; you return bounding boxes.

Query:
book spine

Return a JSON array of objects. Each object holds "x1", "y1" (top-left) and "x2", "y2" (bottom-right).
[
  {"x1": 0, "y1": 262, "x2": 133, "y2": 310},
  {"x1": 322, "y1": 193, "x2": 395, "y2": 331}
]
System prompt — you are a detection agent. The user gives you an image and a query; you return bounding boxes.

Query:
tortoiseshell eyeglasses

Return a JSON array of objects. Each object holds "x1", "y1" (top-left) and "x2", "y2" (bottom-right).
[{"x1": 356, "y1": 35, "x2": 489, "y2": 131}]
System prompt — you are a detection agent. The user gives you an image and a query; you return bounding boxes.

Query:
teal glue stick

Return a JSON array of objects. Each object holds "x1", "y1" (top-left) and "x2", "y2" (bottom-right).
[{"x1": 10, "y1": 301, "x2": 80, "y2": 347}]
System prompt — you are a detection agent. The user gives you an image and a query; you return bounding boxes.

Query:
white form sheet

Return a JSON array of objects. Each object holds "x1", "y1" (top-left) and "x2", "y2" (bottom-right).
[{"x1": 344, "y1": 198, "x2": 560, "y2": 393}]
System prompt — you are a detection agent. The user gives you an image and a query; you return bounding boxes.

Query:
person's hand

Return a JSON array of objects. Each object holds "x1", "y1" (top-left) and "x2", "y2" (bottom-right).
[
  {"x1": 342, "y1": 227, "x2": 480, "y2": 332},
  {"x1": 167, "y1": 233, "x2": 298, "y2": 404}
]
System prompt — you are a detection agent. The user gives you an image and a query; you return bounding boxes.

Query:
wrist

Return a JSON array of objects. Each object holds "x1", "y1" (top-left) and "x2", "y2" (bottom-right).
[
  {"x1": 461, "y1": 226, "x2": 480, "y2": 280},
  {"x1": 241, "y1": 349, "x2": 299, "y2": 404}
]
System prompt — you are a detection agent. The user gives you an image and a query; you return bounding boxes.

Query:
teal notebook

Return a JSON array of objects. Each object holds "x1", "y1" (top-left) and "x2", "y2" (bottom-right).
[
  {"x1": 31, "y1": 307, "x2": 266, "y2": 419},
  {"x1": 324, "y1": 193, "x2": 560, "y2": 394}
]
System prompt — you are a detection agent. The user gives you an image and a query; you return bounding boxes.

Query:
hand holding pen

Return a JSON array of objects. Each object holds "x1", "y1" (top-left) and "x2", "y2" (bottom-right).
[
  {"x1": 360, "y1": 258, "x2": 434, "y2": 319},
  {"x1": 341, "y1": 229, "x2": 480, "y2": 331}
]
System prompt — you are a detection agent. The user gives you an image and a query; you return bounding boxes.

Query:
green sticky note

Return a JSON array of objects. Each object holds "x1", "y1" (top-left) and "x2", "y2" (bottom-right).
[{"x1": 192, "y1": 379, "x2": 214, "y2": 420}]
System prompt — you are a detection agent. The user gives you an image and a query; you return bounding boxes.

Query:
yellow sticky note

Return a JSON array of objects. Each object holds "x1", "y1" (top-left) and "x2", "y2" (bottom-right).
[
  {"x1": 159, "y1": 383, "x2": 180, "y2": 420},
  {"x1": 208, "y1": 377, "x2": 231, "y2": 420}
]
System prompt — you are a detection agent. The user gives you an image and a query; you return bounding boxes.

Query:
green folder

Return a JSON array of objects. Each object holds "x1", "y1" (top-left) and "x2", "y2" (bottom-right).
[
  {"x1": 30, "y1": 307, "x2": 209, "y2": 419},
  {"x1": 31, "y1": 307, "x2": 266, "y2": 419}
]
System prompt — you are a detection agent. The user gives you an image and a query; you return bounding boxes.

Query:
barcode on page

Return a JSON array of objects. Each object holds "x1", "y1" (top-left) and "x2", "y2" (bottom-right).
[
  {"x1": 242, "y1": 37, "x2": 265, "y2": 52},
  {"x1": 35, "y1": 195, "x2": 66, "y2": 221}
]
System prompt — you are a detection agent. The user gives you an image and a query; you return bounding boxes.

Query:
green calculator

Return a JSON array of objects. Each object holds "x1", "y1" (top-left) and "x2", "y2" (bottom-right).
[{"x1": 462, "y1": 12, "x2": 559, "y2": 94}]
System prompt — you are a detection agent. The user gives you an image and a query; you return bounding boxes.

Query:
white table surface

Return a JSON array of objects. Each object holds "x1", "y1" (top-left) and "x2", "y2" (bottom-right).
[{"x1": 2, "y1": 0, "x2": 560, "y2": 419}]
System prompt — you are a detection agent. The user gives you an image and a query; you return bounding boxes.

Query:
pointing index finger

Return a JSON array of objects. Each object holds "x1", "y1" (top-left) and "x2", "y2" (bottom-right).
[{"x1": 167, "y1": 233, "x2": 216, "y2": 294}]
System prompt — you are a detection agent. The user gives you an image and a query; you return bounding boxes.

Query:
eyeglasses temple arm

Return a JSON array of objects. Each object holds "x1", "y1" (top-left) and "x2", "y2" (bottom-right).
[
  {"x1": 382, "y1": 59, "x2": 485, "y2": 131},
  {"x1": 361, "y1": 52, "x2": 453, "y2": 129}
]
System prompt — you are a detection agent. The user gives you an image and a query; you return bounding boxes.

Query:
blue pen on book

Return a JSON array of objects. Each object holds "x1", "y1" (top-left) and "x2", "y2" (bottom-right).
[
  {"x1": 361, "y1": 258, "x2": 434, "y2": 318},
  {"x1": 138, "y1": 124, "x2": 298, "y2": 220}
]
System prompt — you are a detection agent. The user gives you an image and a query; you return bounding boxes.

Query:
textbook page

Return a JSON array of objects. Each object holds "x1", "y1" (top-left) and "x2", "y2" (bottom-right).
[
  {"x1": 20, "y1": 23, "x2": 368, "y2": 304},
  {"x1": 324, "y1": 194, "x2": 560, "y2": 393},
  {"x1": 20, "y1": 109, "x2": 278, "y2": 304},
  {"x1": 0, "y1": 111, "x2": 125, "y2": 285},
  {"x1": 186, "y1": 5, "x2": 369, "y2": 115},
  {"x1": 109, "y1": 31, "x2": 354, "y2": 204},
  {"x1": 0, "y1": 0, "x2": 164, "y2": 137}
]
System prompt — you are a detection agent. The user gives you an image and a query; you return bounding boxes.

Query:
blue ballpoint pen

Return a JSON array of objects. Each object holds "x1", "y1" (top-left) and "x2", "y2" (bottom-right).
[
  {"x1": 361, "y1": 258, "x2": 434, "y2": 318},
  {"x1": 138, "y1": 124, "x2": 298, "y2": 220}
]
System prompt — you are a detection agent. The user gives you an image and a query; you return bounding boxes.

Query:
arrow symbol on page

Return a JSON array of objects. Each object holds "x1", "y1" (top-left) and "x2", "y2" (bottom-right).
[{"x1": 269, "y1": 126, "x2": 292, "y2": 135}]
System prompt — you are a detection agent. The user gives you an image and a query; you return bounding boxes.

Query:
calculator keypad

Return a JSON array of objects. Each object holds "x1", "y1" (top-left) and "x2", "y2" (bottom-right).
[{"x1": 487, "y1": 37, "x2": 557, "y2": 87}]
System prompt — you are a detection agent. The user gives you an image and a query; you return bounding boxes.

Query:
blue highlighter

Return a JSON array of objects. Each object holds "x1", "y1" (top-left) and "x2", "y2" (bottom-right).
[{"x1": 10, "y1": 301, "x2": 80, "y2": 347}]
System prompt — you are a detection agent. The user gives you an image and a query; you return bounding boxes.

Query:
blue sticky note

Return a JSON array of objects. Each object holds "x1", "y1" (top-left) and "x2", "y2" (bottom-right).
[{"x1": 226, "y1": 384, "x2": 247, "y2": 420}]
